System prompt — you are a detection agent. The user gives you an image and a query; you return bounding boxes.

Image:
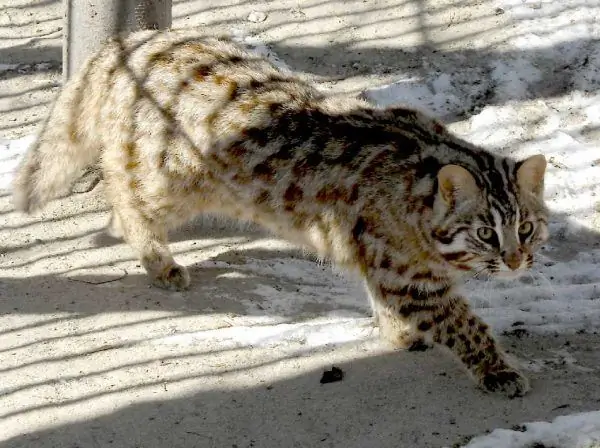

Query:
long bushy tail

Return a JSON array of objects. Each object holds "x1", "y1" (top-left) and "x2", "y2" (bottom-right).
[{"x1": 12, "y1": 77, "x2": 101, "y2": 214}]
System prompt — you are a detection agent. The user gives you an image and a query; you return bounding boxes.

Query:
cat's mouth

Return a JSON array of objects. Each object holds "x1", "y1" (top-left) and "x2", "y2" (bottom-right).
[{"x1": 486, "y1": 258, "x2": 534, "y2": 280}]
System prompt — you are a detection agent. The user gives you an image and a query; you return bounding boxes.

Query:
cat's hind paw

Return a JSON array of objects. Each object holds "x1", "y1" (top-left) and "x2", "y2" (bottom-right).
[{"x1": 152, "y1": 264, "x2": 191, "y2": 291}]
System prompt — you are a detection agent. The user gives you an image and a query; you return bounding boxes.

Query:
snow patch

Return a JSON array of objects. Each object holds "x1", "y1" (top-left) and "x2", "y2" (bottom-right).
[
  {"x1": 0, "y1": 134, "x2": 36, "y2": 190},
  {"x1": 462, "y1": 411, "x2": 600, "y2": 448}
]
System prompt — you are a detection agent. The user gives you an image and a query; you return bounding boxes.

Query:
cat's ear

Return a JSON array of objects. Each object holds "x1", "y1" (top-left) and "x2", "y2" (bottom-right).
[
  {"x1": 437, "y1": 164, "x2": 479, "y2": 206},
  {"x1": 516, "y1": 154, "x2": 546, "y2": 196}
]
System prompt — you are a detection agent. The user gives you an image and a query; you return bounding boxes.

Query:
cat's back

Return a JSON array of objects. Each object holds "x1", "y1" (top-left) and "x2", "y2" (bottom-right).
[{"x1": 81, "y1": 28, "x2": 318, "y2": 151}]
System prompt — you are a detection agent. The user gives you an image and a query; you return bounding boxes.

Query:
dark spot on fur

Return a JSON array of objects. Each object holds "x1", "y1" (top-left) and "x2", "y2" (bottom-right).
[
  {"x1": 398, "y1": 303, "x2": 437, "y2": 317},
  {"x1": 124, "y1": 142, "x2": 136, "y2": 157},
  {"x1": 466, "y1": 351, "x2": 485, "y2": 366},
  {"x1": 357, "y1": 242, "x2": 367, "y2": 259},
  {"x1": 125, "y1": 160, "x2": 138, "y2": 170},
  {"x1": 232, "y1": 173, "x2": 251, "y2": 184},
  {"x1": 418, "y1": 321, "x2": 432, "y2": 332},
  {"x1": 253, "y1": 162, "x2": 275, "y2": 183},
  {"x1": 407, "y1": 285, "x2": 450, "y2": 301},
  {"x1": 268, "y1": 102, "x2": 281, "y2": 113},
  {"x1": 315, "y1": 185, "x2": 343, "y2": 203},
  {"x1": 347, "y1": 184, "x2": 359, "y2": 203},
  {"x1": 291, "y1": 161, "x2": 308, "y2": 177},
  {"x1": 351, "y1": 217, "x2": 367, "y2": 240},
  {"x1": 149, "y1": 51, "x2": 174, "y2": 66},
  {"x1": 228, "y1": 145, "x2": 246, "y2": 158},
  {"x1": 305, "y1": 151, "x2": 322, "y2": 167},
  {"x1": 433, "y1": 312, "x2": 447, "y2": 324},
  {"x1": 446, "y1": 325, "x2": 456, "y2": 334},
  {"x1": 246, "y1": 127, "x2": 270, "y2": 147},
  {"x1": 213, "y1": 74, "x2": 226, "y2": 85},
  {"x1": 194, "y1": 65, "x2": 212, "y2": 81},
  {"x1": 268, "y1": 143, "x2": 296, "y2": 162},
  {"x1": 411, "y1": 272, "x2": 433, "y2": 281},
  {"x1": 408, "y1": 287, "x2": 429, "y2": 301},
  {"x1": 423, "y1": 193, "x2": 435, "y2": 208},
  {"x1": 446, "y1": 337, "x2": 455, "y2": 348},
  {"x1": 283, "y1": 183, "x2": 303, "y2": 203},
  {"x1": 205, "y1": 111, "x2": 218, "y2": 126},
  {"x1": 328, "y1": 141, "x2": 363, "y2": 164},
  {"x1": 226, "y1": 81, "x2": 239, "y2": 100},
  {"x1": 462, "y1": 339, "x2": 473, "y2": 353},
  {"x1": 380, "y1": 256, "x2": 391, "y2": 269},
  {"x1": 443, "y1": 251, "x2": 470, "y2": 262},
  {"x1": 129, "y1": 179, "x2": 140, "y2": 190},
  {"x1": 256, "y1": 190, "x2": 270, "y2": 204},
  {"x1": 157, "y1": 150, "x2": 168, "y2": 169},
  {"x1": 408, "y1": 340, "x2": 431, "y2": 351},
  {"x1": 292, "y1": 212, "x2": 309, "y2": 228}
]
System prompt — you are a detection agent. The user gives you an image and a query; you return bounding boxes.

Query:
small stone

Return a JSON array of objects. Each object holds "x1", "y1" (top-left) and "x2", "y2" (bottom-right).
[
  {"x1": 247, "y1": 11, "x2": 267, "y2": 23},
  {"x1": 320, "y1": 366, "x2": 344, "y2": 384},
  {"x1": 495, "y1": 7, "x2": 505, "y2": 15}
]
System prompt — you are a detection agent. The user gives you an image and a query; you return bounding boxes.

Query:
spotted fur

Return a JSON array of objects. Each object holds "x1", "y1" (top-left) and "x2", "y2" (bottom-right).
[{"x1": 13, "y1": 28, "x2": 549, "y2": 397}]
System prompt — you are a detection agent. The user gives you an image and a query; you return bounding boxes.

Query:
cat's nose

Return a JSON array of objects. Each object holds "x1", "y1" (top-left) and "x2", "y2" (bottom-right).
[{"x1": 503, "y1": 249, "x2": 523, "y2": 270}]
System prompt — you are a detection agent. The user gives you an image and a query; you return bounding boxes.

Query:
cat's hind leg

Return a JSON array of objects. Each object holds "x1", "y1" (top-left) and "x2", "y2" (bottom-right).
[
  {"x1": 117, "y1": 206, "x2": 190, "y2": 290},
  {"x1": 104, "y1": 176, "x2": 190, "y2": 291}
]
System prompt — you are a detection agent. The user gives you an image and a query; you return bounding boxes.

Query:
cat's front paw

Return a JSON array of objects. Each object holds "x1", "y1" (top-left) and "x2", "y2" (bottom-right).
[
  {"x1": 479, "y1": 366, "x2": 530, "y2": 398},
  {"x1": 407, "y1": 338, "x2": 433, "y2": 352},
  {"x1": 152, "y1": 264, "x2": 191, "y2": 291}
]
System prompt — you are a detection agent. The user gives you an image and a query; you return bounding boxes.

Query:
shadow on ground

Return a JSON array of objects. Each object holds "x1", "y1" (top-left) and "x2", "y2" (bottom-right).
[
  {"x1": 1, "y1": 0, "x2": 598, "y2": 132},
  {"x1": 1, "y1": 330, "x2": 599, "y2": 448}
]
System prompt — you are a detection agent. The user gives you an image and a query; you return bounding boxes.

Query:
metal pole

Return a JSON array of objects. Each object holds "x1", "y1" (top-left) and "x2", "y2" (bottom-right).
[
  {"x1": 63, "y1": 0, "x2": 172, "y2": 81},
  {"x1": 62, "y1": 0, "x2": 171, "y2": 193}
]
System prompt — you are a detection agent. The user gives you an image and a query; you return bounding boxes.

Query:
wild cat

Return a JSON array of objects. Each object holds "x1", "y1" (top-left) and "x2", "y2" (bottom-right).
[{"x1": 13, "y1": 28, "x2": 548, "y2": 397}]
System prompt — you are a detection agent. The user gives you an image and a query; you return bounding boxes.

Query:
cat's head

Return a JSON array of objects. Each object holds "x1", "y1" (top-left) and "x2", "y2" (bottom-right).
[{"x1": 431, "y1": 154, "x2": 548, "y2": 279}]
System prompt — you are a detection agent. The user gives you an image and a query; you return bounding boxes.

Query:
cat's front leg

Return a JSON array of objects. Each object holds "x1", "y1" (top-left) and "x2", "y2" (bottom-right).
[
  {"x1": 367, "y1": 290, "x2": 432, "y2": 352},
  {"x1": 370, "y1": 282, "x2": 529, "y2": 397},
  {"x1": 428, "y1": 295, "x2": 530, "y2": 398}
]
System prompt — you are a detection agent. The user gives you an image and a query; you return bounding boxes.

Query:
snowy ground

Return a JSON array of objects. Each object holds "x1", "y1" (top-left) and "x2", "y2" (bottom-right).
[{"x1": 1, "y1": 0, "x2": 600, "y2": 447}]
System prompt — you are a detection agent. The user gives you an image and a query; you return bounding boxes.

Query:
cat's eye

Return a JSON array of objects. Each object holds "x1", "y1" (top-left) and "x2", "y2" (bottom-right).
[
  {"x1": 477, "y1": 227, "x2": 497, "y2": 244},
  {"x1": 518, "y1": 221, "x2": 534, "y2": 238}
]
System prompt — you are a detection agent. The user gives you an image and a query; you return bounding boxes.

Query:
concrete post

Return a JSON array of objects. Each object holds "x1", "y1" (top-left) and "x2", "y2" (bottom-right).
[{"x1": 63, "y1": 0, "x2": 172, "y2": 81}]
